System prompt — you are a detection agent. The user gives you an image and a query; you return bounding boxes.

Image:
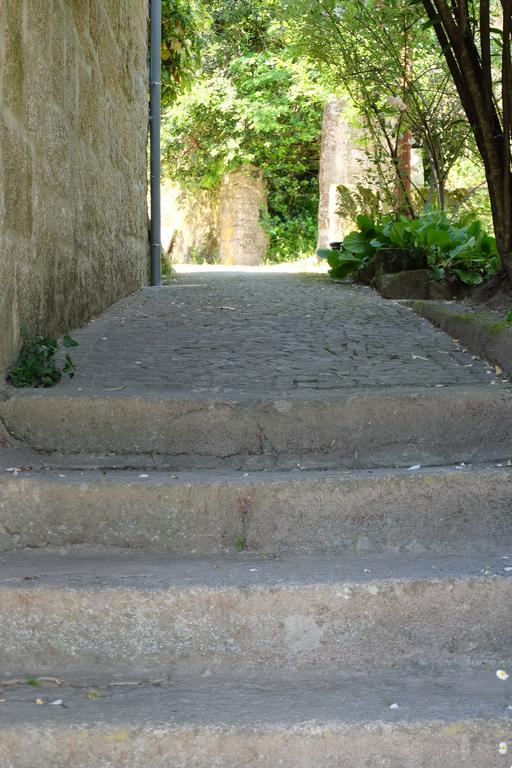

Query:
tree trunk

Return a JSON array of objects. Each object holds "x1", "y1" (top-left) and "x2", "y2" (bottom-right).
[{"x1": 421, "y1": 0, "x2": 512, "y2": 289}]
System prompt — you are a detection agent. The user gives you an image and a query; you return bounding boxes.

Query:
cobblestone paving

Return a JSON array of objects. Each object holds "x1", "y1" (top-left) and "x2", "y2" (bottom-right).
[{"x1": 60, "y1": 271, "x2": 499, "y2": 394}]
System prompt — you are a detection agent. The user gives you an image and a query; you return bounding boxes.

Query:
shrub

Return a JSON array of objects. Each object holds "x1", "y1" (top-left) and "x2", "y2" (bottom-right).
[
  {"x1": 8, "y1": 328, "x2": 78, "y2": 388},
  {"x1": 320, "y1": 211, "x2": 499, "y2": 284}
]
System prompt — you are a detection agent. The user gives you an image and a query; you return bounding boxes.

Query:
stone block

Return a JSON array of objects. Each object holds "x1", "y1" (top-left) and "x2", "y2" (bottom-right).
[
  {"x1": 0, "y1": 124, "x2": 33, "y2": 236},
  {"x1": 428, "y1": 280, "x2": 454, "y2": 300},
  {"x1": 374, "y1": 247, "x2": 427, "y2": 274},
  {"x1": 219, "y1": 165, "x2": 269, "y2": 265},
  {"x1": 376, "y1": 269, "x2": 431, "y2": 299}
]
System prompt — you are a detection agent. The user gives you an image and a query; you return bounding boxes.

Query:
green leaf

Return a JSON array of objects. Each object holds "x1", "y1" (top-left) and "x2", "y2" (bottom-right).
[
  {"x1": 355, "y1": 214, "x2": 376, "y2": 234},
  {"x1": 426, "y1": 229, "x2": 452, "y2": 248},
  {"x1": 342, "y1": 232, "x2": 370, "y2": 254},
  {"x1": 63, "y1": 335, "x2": 79, "y2": 348},
  {"x1": 63, "y1": 354, "x2": 76, "y2": 378},
  {"x1": 453, "y1": 269, "x2": 483, "y2": 285},
  {"x1": 317, "y1": 248, "x2": 337, "y2": 260},
  {"x1": 327, "y1": 251, "x2": 359, "y2": 269},
  {"x1": 422, "y1": 14, "x2": 442, "y2": 29},
  {"x1": 431, "y1": 267, "x2": 446, "y2": 281},
  {"x1": 329, "y1": 262, "x2": 358, "y2": 279},
  {"x1": 506, "y1": 311, "x2": 512, "y2": 325}
]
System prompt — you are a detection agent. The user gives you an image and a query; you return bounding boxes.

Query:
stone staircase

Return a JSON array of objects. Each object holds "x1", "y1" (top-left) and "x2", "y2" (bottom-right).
[{"x1": 0, "y1": 381, "x2": 511, "y2": 767}]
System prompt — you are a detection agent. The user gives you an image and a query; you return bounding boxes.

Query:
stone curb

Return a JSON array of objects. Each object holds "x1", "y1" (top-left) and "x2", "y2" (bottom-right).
[
  {"x1": 410, "y1": 300, "x2": 512, "y2": 374},
  {"x1": 0, "y1": 552, "x2": 510, "y2": 675},
  {"x1": 1, "y1": 466, "x2": 511, "y2": 554},
  {"x1": 2, "y1": 386, "x2": 512, "y2": 468}
]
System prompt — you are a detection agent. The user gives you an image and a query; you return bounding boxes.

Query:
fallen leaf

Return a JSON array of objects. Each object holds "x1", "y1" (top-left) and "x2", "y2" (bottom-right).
[
  {"x1": 35, "y1": 698, "x2": 44, "y2": 705},
  {"x1": 87, "y1": 689, "x2": 103, "y2": 700}
]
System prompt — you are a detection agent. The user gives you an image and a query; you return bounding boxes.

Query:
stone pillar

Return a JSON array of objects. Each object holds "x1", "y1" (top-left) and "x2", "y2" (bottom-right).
[
  {"x1": 317, "y1": 99, "x2": 367, "y2": 250},
  {"x1": 219, "y1": 165, "x2": 269, "y2": 265},
  {"x1": 161, "y1": 182, "x2": 220, "y2": 263}
]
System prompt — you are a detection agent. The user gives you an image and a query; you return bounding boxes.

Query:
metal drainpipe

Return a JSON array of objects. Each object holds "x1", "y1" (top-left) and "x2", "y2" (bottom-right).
[{"x1": 150, "y1": 0, "x2": 162, "y2": 286}]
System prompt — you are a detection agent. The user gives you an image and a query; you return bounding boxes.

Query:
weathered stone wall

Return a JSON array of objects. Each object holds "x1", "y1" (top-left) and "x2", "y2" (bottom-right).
[
  {"x1": 219, "y1": 165, "x2": 268, "y2": 266},
  {"x1": 162, "y1": 182, "x2": 219, "y2": 263},
  {"x1": 0, "y1": 0, "x2": 149, "y2": 374},
  {"x1": 317, "y1": 99, "x2": 368, "y2": 250},
  {"x1": 163, "y1": 167, "x2": 269, "y2": 266}
]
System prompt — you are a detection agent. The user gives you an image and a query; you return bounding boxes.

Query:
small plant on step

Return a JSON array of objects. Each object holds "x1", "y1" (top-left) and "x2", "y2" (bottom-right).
[{"x1": 8, "y1": 328, "x2": 79, "y2": 388}]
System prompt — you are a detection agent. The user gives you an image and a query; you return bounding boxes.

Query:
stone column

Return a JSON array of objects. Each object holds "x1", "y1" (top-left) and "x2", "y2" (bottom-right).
[
  {"x1": 219, "y1": 165, "x2": 269, "y2": 265},
  {"x1": 317, "y1": 99, "x2": 367, "y2": 250}
]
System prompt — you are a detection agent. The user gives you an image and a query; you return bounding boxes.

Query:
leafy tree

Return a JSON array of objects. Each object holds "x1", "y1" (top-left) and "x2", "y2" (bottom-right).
[
  {"x1": 416, "y1": 0, "x2": 512, "y2": 292},
  {"x1": 161, "y1": 0, "x2": 203, "y2": 106},
  {"x1": 285, "y1": 0, "x2": 474, "y2": 215},
  {"x1": 161, "y1": 0, "x2": 330, "y2": 260}
]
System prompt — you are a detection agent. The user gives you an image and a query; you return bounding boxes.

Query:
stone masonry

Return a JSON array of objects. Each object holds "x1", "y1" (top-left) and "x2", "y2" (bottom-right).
[
  {"x1": 219, "y1": 165, "x2": 269, "y2": 265},
  {"x1": 317, "y1": 98, "x2": 368, "y2": 250},
  {"x1": 0, "y1": 0, "x2": 149, "y2": 374},
  {"x1": 0, "y1": 268, "x2": 511, "y2": 766}
]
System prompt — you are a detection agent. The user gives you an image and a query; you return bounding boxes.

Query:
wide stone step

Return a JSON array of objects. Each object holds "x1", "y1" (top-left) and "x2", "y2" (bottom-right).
[
  {"x1": 1, "y1": 465, "x2": 511, "y2": 554},
  {"x1": 1, "y1": 551, "x2": 510, "y2": 676},
  {"x1": 1, "y1": 385, "x2": 512, "y2": 469},
  {"x1": 0, "y1": 669, "x2": 509, "y2": 767}
]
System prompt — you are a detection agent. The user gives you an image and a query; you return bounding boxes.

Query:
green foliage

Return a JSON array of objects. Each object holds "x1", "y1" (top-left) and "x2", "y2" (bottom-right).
[
  {"x1": 26, "y1": 678, "x2": 41, "y2": 688},
  {"x1": 262, "y1": 212, "x2": 318, "y2": 262},
  {"x1": 322, "y1": 211, "x2": 499, "y2": 284},
  {"x1": 161, "y1": 254, "x2": 176, "y2": 283},
  {"x1": 162, "y1": 0, "x2": 329, "y2": 261},
  {"x1": 285, "y1": 0, "x2": 476, "y2": 216},
  {"x1": 8, "y1": 328, "x2": 78, "y2": 388},
  {"x1": 236, "y1": 536, "x2": 247, "y2": 552},
  {"x1": 161, "y1": 0, "x2": 203, "y2": 106}
]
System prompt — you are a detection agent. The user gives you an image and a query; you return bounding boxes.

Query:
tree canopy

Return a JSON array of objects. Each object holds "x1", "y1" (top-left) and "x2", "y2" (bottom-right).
[
  {"x1": 161, "y1": 0, "x2": 330, "y2": 260},
  {"x1": 160, "y1": 0, "x2": 512, "y2": 289}
]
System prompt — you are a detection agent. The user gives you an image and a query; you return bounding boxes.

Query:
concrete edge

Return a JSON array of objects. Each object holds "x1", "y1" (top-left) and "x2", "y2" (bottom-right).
[
  {"x1": 410, "y1": 300, "x2": 512, "y2": 375},
  {"x1": 1, "y1": 384, "x2": 512, "y2": 463},
  {"x1": 0, "y1": 464, "x2": 511, "y2": 554}
]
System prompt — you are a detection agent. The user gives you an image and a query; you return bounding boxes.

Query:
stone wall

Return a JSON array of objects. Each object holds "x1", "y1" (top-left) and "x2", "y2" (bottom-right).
[
  {"x1": 0, "y1": 0, "x2": 149, "y2": 374},
  {"x1": 162, "y1": 167, "x2": 269, "y2": 266},
  {"x1": 162, "y1": 182, "x2": 219, "y2": 263},
  {"x1": 219, "y1": 165, "x2": 268, "y2": 266},
  {"x1": 317, "y1": 99, "x2": 368, "y2": 250}
]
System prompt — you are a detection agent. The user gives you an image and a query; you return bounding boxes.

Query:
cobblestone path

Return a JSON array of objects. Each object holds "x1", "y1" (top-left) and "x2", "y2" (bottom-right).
[{"x1": 61, "y1": 269, "x2": 496, "y2": 394}]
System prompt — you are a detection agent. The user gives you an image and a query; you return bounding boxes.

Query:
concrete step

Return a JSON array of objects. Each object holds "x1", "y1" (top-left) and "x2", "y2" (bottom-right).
[
  {"x1": 0, "y1": 551, "x2": 510, "y2": 677},
  {"x1": 1, "y1": 465, "x2": 511, "y2": 555},
  {"x1": 1, "y1": 385, "x2": 512, "y2": 469},
  {"x1": 0, "y1": 669, "x2": 509, "y2": 767}
]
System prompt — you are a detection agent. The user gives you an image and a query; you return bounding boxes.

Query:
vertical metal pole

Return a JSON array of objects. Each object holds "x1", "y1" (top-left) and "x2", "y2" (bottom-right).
[{"x1": 150, "y1": 0, "x2": 162, "y2": 286}]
